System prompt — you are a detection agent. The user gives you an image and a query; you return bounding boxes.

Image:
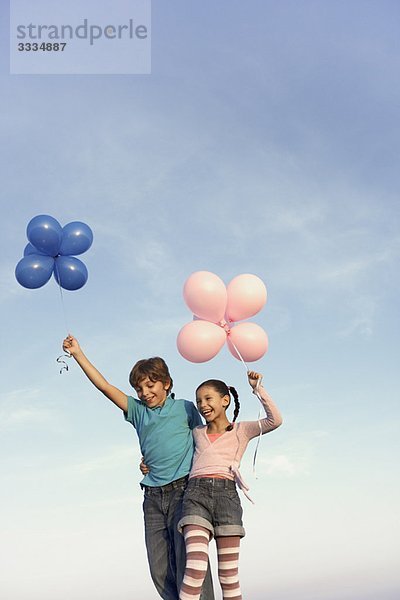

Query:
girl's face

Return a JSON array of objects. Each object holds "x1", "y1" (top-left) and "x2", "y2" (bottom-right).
[
  {"x1": 135, "y1": 377, "x2": 169, "y2": 409},
  {"x1": 196, "y1": 385, "x2": 230, "y2": 422}
]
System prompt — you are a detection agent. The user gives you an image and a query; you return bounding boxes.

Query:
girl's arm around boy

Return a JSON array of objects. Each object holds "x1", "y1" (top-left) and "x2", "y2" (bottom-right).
[{"x1": 62, "y1": 335, "x2": 128, "y2": 412}]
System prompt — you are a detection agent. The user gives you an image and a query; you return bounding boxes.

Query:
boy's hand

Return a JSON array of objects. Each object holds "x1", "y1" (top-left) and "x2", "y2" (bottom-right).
[
  {"x1": 62, "y1": 335, "x2": 81, "y2": 357},
  {"x1": 140, "y1": 457, "x2": 150, "y2": 475},
  {"x1": 247, "y1": 370, "x2": 263, "y2": 390}
]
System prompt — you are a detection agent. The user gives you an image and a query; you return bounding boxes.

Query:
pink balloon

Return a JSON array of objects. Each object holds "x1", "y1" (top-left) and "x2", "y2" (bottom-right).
[
  {"x1": 227, "y1": 322, "x2": 268, "y2": 363},
  {"x1": 226, "y1": 274, "x2": 267, "y2": 322},
  {"x1": 183, "y1": 271, "x2": 227, "y2": 323},
  {"x1": 177, "y1": 320, "x2": 226, "y2": 363}
]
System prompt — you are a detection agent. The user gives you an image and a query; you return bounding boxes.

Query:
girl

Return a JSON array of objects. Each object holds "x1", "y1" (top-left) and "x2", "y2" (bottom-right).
[{"x1": 178, "y1": 371, "x2": 282, "y2": 600}]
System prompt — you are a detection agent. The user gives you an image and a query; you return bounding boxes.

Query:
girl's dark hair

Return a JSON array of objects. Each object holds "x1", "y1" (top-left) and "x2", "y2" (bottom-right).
[
  {"x1": 129, "y1": 357, "x2": 174, "y2": 397},
  {"x1": 196, "y1": 379, "x2": 240, "y2": 431}
]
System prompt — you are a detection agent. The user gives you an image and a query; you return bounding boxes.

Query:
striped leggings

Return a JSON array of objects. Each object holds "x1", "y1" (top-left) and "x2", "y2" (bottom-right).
[{"x1": 179, "y1": 525, "x2": 242, "y2": 600}]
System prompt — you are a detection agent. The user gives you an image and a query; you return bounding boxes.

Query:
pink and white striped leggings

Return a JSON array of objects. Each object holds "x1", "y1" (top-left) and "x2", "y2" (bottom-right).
[{"x1": 179, "y1": 525, "x2": 242, "y2": 600}]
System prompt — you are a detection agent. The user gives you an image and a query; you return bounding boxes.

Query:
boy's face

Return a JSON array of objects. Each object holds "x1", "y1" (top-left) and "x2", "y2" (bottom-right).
[{"x1": 135, "y1": 377, "x2": 169, "y2": 409}]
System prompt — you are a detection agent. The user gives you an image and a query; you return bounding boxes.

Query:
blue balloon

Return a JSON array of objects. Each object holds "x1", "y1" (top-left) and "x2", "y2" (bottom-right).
[
  {"x1": 15, "y1": 255, "x2": 55, "y2": 289},
  {"x1": 23, "y1": 243, "x2": 46, "y2": 256},
  {"x1": 27, "y1": 214, "x2": 63, "y2": 257},
  {"x1": 59, "y1": 221, "x2": 93, "y2": 256},
  {"x1": 53, "y1": 256, "x2": 88, "y2": 291}
]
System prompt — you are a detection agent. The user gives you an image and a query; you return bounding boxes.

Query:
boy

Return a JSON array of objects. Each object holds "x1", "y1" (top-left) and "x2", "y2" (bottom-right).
[{"x1": 62, "y1": 335, "x2": 214, "y2": 600}]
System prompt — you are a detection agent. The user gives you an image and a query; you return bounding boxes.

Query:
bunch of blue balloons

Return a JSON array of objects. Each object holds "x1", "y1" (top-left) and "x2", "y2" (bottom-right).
[{"x1": 15, "y1": 215, "x2": 93, "y2": 291}]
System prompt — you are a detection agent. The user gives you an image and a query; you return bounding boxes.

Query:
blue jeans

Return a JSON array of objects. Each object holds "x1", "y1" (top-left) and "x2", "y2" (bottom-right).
[
  {"x1": 142, "y1": 476, "x2": 215, "y2": 600},
  {"x1": 179, "y1": 477, "x2": 246, "y2": 538}
]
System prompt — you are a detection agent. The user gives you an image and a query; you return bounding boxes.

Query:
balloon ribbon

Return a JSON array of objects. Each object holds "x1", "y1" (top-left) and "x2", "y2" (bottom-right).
[
  {"x1": 56, "y1": 351, "x2": 71, "y2": 374},
  {"x1": 229, "y1": 339, "x2": 263, "y2": 477},
  {"x1": 54, "y1": 259, "x2": 71, "y2": 374}
]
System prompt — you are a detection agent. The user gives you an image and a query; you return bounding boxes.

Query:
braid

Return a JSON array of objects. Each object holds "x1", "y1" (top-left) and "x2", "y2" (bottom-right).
[
  {"x1": 225, "y1": 386, "x2": 240, "y2": 430},
  {"x1": 229, "y1": 386, "x2": 240, "y2": 422}
]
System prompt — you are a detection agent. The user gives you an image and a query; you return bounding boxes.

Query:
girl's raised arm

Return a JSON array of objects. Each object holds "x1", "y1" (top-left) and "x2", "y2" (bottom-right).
[{"x1": 247, "y1": 370, "x2": 283, "y2": 434}]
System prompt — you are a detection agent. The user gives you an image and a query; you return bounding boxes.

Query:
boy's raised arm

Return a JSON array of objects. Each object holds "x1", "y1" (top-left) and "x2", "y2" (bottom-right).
[{"x1": 62, "y1": 335, "x2": 128, "y2": 412}]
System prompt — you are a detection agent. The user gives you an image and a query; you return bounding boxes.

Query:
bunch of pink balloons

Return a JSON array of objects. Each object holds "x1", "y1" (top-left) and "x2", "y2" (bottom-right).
[{"x1": 177, "y1": 271, "x2": 268, "y2": 363}]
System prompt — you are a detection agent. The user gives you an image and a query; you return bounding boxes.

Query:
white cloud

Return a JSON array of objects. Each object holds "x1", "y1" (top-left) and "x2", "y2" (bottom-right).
[
  {"x1": 252, "y1": 428, "x2": 330, "y2": 479},
  {"x1": 257, "y1": 452, "x2": 309, "y2": 477},
  {"x1": 0, "y1": 261, "x2": 26, "y2": 303},
  {"x1": 336, "y1": 306, "x2": 375, "y2": 338},
  {"x1": 0, "y1": 388, "x2": 60, "y2": 431},
  {"x1": 69, "y1": 444, "x2": 137, "y2": 475},
  {"x1": 318, "y1": 244, "x2": 397, "y2": 287},
  {"x1": 262, "y1": 453, "x2": 299, "y2": 475},
  {"x1": 271, "y1": 203, "x2": 326, "y2": 235}
]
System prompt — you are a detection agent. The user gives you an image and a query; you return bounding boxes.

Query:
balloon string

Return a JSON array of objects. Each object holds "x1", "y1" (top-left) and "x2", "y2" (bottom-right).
[
  {"x1": 56, "y1": 352, "x2": 71, "y2": 374},
  {"x1": 252, "y1": 407, "x2": 263, "y2": 477},
  {"x1": 251, "y1": 377, "x2": 263, "y2": 477},
  {"x1": 229, "y1": 339, "x2": 249, "y2": 372},
  {"x1": 54, "y1": 261, "x2": 70, "y2": 334},
  {"x1": 54, "y1": 260, "x2": 70, "y2": 374},
  {"x1": 229, "y1": 339, "x2": 263, "y2": 477}
]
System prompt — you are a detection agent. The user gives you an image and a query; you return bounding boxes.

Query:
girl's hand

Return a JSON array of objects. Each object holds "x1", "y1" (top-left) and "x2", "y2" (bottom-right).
[
  {"x1": 62, "y1": 334, "x2": 81, "y2": 357},
  {"x1": 247, "y1": 370, "x2": 263, "y2": 390},
  {"x1": 140, "y1": 457, "x2": 150, "y2": 475}
]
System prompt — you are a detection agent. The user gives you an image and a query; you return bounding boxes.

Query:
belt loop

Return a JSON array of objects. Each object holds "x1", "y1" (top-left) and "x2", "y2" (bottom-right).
[
  {"x1": 224, "y1": 479, "x2": 228, "y2": 489},
  {"x1": 172, "y1": 480, "x2": 177, "y2": 489}
]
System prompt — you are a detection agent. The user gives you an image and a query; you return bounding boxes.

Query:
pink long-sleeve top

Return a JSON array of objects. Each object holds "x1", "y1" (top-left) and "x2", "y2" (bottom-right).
[{"x1": 189, "y1": 385, "x2": 283, "y2": 501}]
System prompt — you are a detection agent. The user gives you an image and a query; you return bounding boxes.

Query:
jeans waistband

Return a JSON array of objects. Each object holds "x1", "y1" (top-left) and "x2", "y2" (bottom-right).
[
  {"x1": 141, "y1": 475, "x2": 188, "y2": 493},
  {"x1": 189, "y1": 477, "x2": 236, "y2": 489}
]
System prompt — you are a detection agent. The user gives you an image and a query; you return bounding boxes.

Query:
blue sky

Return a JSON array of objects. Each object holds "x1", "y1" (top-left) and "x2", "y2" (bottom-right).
[{"x1": 1, "y1": 1, "x2": 399, "y2": 599}]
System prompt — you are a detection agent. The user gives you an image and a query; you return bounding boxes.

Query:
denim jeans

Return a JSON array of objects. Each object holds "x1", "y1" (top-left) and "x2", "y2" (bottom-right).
[
  {"x1": 142, "y1": 477, "x2": 215, "y2": 600},
  {"x1": 179, "y1": 477, "x2": 245, "y2": 538}
]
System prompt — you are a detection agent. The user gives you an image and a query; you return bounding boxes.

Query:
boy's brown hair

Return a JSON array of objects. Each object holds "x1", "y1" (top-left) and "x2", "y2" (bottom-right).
[{"x1": 129, "y1": 357, "x2": 173, "y2": 395}]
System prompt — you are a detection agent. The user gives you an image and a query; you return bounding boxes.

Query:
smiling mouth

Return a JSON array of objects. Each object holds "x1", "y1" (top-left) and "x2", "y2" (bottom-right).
[{"x1": 201, "y1": 410, "x2": 213, "y2": 418}]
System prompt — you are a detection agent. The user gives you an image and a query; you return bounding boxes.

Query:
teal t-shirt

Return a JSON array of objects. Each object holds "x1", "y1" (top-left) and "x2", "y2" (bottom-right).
[{"x1": 124, "y1": 394, "x2": 202, "y2": 486}]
